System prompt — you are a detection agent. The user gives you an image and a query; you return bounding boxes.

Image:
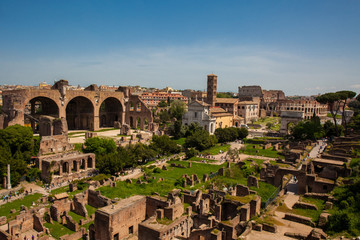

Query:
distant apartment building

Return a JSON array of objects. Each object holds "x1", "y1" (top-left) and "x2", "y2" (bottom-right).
[
  {"x1": 237, "y1": 101, "x2": 259, "y2": 123},
  {"x1": 140, "y1": 92, "x2": 188, "y2": 108}
]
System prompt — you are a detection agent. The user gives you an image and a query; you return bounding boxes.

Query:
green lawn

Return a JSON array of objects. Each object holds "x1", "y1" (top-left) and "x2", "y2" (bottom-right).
[
  {"x1": 277, "y1": 196, "x2": 325, "y2": 223},
  {"x1": 44, "y1": 221, "x2": 75, "y2": 239},
  {"x1": 68, "y1": 211, "x2": 85, "y2": 224},
  {"x1": 253, "y1": 117, "x2": 281, "y2": 131},
  {"x1": 85, "y1": 204, "x2": 97, "y2": 216},
  {"x1": 242, "y1": 144, "x2": 284, "y2": 159},
  {"x1": 201, "y1": 144, "x2": 230, "y2": 155},
  {"x1": 98, "y1": 161, "x2": 225, "y2": 199},
  {"x1": 188, "y1": 157, "x2": 217, "y2": 163},
  {"x1": 50, "y1": 184, "x2": 89, "y2": 199},
  {"x1": 0, "y1": 193, "x2": 42, "y2": 221},
  {"x1": 207, "y1": 163, "x2": 278, "y2": 205}
]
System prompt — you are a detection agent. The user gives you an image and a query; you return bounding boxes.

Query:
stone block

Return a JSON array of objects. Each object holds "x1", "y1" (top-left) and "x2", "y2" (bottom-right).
[
  {"x1": 247, "y1": 175, "x2": 259, "y2": 188},
  {"x1": 240, "y1": 204, "x2": 250, "y2": 222},
  {"x1": 262, "y1": 223, "x2": 277, "y2": 233},
  {"x1": 236, "y1": 184, "x2": 250, "y2": 197}
]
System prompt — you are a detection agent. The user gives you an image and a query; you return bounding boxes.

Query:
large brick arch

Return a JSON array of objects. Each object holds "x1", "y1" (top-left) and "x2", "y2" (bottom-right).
[
  {"x1": 66, "y1": 96, "x2": 95, "y2": 130},
  {"x1": 98, "y1": 97, "x2": 124, "y2": 128},
  {"x1": 273, "y1": 168, "x2": 308, "y2": 194},
  {"x1": 1, "y1": 83, "x2": 153, "y2": 131}
]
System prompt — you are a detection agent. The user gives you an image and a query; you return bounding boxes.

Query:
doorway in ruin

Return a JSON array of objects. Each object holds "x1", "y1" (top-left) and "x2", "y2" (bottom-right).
[
  {"x1": 283, "y1": 174, "x2": 298, "y2": 194},
  {"x1": 24, "y1": 97, "x2": 59, "y2": 133},
  {"x1": 66, "y1": 97, "x2": 94, "y2": 130},
  {"x1": 99, "y1": 97, "x2": 123, "y2": 128}
]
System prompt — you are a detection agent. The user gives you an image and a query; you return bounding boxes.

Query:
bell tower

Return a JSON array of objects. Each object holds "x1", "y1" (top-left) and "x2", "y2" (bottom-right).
[{"x1": 206, "y1": 74, "x2": 217, "y2": 107}]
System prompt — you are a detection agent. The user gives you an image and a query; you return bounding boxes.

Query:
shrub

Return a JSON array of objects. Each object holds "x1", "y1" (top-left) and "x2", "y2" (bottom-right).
[
  {"x1": 340, "y1": 200, "x2": 349, "y2": 209},
  {"x1": 326, "y1": 212, "x2": 350, "y2": 232},
  {"x1": 153, "y1": 167, "x2": 161, "y2": 173},
  {"x1": 185, "y1": 148, "x2": 199, "y2": 159}
]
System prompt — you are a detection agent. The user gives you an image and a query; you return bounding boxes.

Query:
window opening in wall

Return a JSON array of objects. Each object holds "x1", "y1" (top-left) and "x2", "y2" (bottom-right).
[
  {"x1": 114, "y1": 233, "x2": 119, "y2": 240},
  {"x1": 129, "y1": 226, "x2": 134, "y2": 234}
]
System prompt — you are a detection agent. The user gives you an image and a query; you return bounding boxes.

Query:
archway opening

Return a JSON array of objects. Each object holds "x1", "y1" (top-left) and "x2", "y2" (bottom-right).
[
  {"x1": 66, "y1": 97, "x2": 94, "y2": 130},
  {"x1": 283, "y1": 173, "x2": 298, "y2": 194},
  {"x1": 144, "y1": 118, "x2": 149, "y2": 130},
  {"x1": 62, "y1": 162, "x2": 69, "y2": 174},
  {"x1": 99, "y1": 97, "x2": 123, "y2": 128},
  {"x1": 136, "y1": 117, "x2": 141, "y2": 129},
  {"x1": 24, "y1": 96, "x2": 59, "y2": 133}
]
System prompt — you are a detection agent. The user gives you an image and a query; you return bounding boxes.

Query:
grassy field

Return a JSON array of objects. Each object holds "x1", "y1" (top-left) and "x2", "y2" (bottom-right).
[
  {"x1": 276, "y1": 196, "x2": 325, "y2": 222},
  {"x1": 201, "y1": 144, "x2": 230, "y2": 155},
  {"x1": 44, "y1": 220, "x2": 75, "y2": 239},
  {"x1": 253, "y1": 117, "x2": 281, "y2": 131},
  {"x1": 242, "y1": 144, "x2": 284, "y2": 159},
  {"x1": 50, "y1": 184, "x2": 89, "y2": 198},
  {"x1": 0, "y1": 193, "x2": 42, "y2": 221},
  {"x1": 98, "y1": 161, "x2": 226, "y2": 199},
  {"x1": 187, "y1": 157, "x2": 217, "y2": 163}
]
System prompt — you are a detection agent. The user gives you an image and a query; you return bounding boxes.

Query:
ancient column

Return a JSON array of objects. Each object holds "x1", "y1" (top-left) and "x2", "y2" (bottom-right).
[{"x1": 7, "y1": 164, "x2": 11, "y2": 189}]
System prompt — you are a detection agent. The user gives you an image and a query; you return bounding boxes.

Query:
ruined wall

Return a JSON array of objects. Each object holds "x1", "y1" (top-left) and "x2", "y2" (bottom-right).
[
  {"x1": 94, "y1": 196, "x2": 146, "y2": 240},
  {"x1": 87, "y1": 190, "x2": 111, "y2": 208}
]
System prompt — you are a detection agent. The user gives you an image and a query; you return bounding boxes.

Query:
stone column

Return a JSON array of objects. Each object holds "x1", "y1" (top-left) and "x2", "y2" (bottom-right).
[
  {"x1": 84, "y1": 159, "x2": 88, "y2": 170},
  {"x1": 7, "y1": 164, "x2": 11, "y2": 189}
]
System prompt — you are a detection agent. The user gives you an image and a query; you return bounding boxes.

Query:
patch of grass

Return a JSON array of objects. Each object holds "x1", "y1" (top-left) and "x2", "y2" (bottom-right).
[
  {"x1": 242, "y1": 144, "x2": 284, "y2": 159},
  {"x1": 157, "y1": 217, "x2": 173, "y2": 225},
  {"x1": 74, "y1": 143, "x2": 83, "y2": 152},
  {"x1": 98, "y1": 161, "x2": 225, "y2": 199},
  {"x1": 350, "y1": 158, "x2": 360, "y2": 168},
  {"x1": 68, "y1": 211, "x2": 85, "y2": 224},
  {"x1": 83, "y1": 220, "x2": 94, "y2": 230},
  {"x1": 0, "y1": 193, "x2": 42, "y2": 221},
  {"x1": 276, "y1": 200, "x2": 323, "y2": 222},
  {"x1": 94, "y1": 128, "x2": 117, "y2": 132},
  {"x1": 44, "y1": 221, "x2": 75, "y2": 239},
  {"x1": 225, "y1": 194, "x2": 257, "y2": 204},
  {"x1": 188, "y1": 157, "x2": 217, "y2": 163},
  {"x1": 183, "y1": 203, "x2": 191, "y2": 211},
  {"x1": 68, "y1": 131, "x2": 86, "y2": 136},
  {"x1": 202, "y1": 144, "x2": 230, "y2": 155},
  {"x1": 85, "y1": 204, "x2": 97, "y2": 216}
]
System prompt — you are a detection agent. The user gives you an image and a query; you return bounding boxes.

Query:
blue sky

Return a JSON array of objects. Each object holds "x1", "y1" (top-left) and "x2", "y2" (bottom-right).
[{"x1": 0, "y1": 0, "x2": 359, "y2": 95}]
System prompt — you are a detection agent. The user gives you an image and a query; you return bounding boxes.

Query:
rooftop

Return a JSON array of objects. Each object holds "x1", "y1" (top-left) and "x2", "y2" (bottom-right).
[
  {"x1": 216, "y1": 98, "x2": 238, "y2": 104},
  {"x1": 96, "y1": 195, "x2": 146, "y2": 215}
]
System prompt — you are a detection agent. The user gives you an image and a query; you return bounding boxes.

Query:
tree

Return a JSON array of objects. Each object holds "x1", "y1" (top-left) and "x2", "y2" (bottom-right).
[
  {"x1": 84, "y1": 137, "x2": 117, "y2": 157},
  {"x1": 150, "y1": 135, "x2": 181, "y2": 155},
  {"x1": 337, "y1": 91, "x2": 356, "y2": 133},
  {"x1": 185, "y1": 129, "x2": 217, "y2": 151},
  {"x1": 324, "y1": 120, "x2": 343, "y2": 137},
  {"x1": 169, "y1": 120, "x2": 186, "y2": 139},
  {"x1": 184, "y1": 122, "x2": 203, "y2": 137},
  {"x1": 158, "y1": 110, "x2": 170, "y2": 123},
  {"x1": 128, "y1": 143, "x2": 156, "y2": 164},
  {"x1": 316, "y1": 92, "x2": 342, "y2": 136},
  {"x1": 236, "y1": 127, "x2": 249, "y2": 139},
  {"x1": 291, "y1": 116, "x2": 325, "y2": 140},
  {"x1": 169, "y1": 100, "x2": 186, "y2": 120},
  {"x1": 227, "y1": 148, "x2": 240, "y2": 162},
  {"x1": 185, "y1": 148, "x2": 199, "y2": 159},
  {"x1": 158, "y1": 100, "x2": 168, "y2": 107}
]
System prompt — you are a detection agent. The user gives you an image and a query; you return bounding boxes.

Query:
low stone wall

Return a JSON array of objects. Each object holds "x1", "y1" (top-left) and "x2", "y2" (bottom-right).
[
  {"x1": 87, "y1": 189, "x2": 111, "y2": 208},
  {"x1": 292, "y1": 202, "x2": 318, "y2": 210},
  {"x1": 304, "y1": 193, "x2": 331, "y2": 201},
  {"x1": 262, "y1": 223, "x2": 277, "y2": 233},
  {"x1": 284, "y1": 213, "x2": 315, "y2": 227},
  {"x1": 59, "y1": 228, "x2": 85, "y2": 240},
  {"x1": 284, "y1": 232, "x2": 307, "y2": 239},
  {"x1": 0, "y1": 230, "x2": 10, "y2": 240}
]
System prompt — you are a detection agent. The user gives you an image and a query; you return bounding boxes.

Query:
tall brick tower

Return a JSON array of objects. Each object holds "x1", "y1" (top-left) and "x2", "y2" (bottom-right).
[{"x1": 206, "y1": 74, "x2": 217, "y2": 106}]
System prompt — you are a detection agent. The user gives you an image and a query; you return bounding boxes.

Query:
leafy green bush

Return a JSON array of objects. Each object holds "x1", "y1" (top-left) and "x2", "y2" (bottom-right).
[{"x1": 326, "y1": 212, "x2": 351, "y2": 233}]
